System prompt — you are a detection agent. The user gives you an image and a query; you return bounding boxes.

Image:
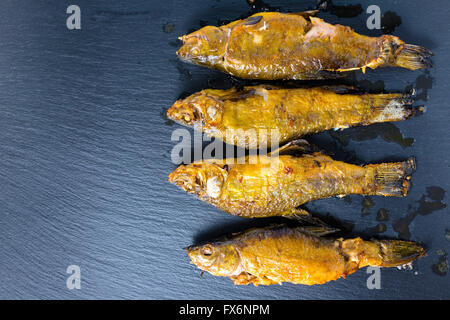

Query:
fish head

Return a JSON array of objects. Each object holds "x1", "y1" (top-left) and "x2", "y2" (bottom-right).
[
  {"x1": 168, "y1": 162, "x2": 228, "y2": 200},
  {"x1": 167, "y1": 92, "x2": 223, "y2": 127},
  {"x1": 186, "y1": 241, "x2": 240, "y2": 276},
  {"x1": 177, "y1": 26, "x2": 227, "y2": 66}
]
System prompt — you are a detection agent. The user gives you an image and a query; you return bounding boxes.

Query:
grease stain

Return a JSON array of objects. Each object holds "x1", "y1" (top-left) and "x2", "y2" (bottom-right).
[
  {"x1": 393, "y1": 186, "x2": 447, "y2": 239},
  {"x1": 381, "y1": 11, "x2": 402, "y2": 34},
  {"x1": 317, "y1": 1, "x2": 363, "y2": 18},
  {"x1": 414, "y1": 72, "x2": 434, "y2": 101},
  {"x1": 330, "y1": 123, "x2": 414, "y2": 148}
]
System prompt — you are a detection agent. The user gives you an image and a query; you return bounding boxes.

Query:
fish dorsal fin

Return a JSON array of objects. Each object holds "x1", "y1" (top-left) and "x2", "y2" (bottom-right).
[
  {"x1": 300, "y1": 226, "x2": 339, "y2": 237},
  {"x1": 242, "y1": 15, "x2": 263, "y2": 26},
  {"x1": 269, "y1": 139, "x2": 312, "y2": 157},
  {"x1": 290, "y1": 10, "x2": 319, "y2": 20},
  {"x1": 226, "y1": 14, "x2": 264, "y2": 29}
]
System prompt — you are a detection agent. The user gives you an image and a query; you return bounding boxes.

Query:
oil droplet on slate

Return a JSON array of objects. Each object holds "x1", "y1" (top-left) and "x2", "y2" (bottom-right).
[
  {"x1": 163, "y1": 23, "x2": 175, "y2": 33},
  {"x1": 376, "y1": 208, "x2": 389, "y2": 221},
  {"x1": 432, "y1": 250, "x2": 448, "y2": 276},
  {"x1": 361, "y1": 196, "x2": 375, "y2": 215}
]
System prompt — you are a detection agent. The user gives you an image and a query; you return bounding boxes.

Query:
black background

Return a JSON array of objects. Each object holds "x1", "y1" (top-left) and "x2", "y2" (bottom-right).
[{"x1": 0, "y1": 0, "x2": 448, "y2": 299}]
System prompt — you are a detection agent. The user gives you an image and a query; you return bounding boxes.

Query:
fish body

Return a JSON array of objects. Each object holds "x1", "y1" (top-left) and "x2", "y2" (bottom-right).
[
  {"x1": 187, "y1": 225, "x2": 426, "y2": 286},
  {"x1": 168, "y1": 85, "x2": 416, "y2": 148},
  {"x1": 177, "y1": 12, "x2": 432, "y2": 80},
  {"x1": 168, "y1": 143, "x2": 415, "y2": 217}
]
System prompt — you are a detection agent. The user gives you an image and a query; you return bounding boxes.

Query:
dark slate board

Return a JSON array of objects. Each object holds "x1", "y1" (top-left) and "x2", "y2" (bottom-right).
[{"x1": 0, "y1": 0, "x2": 448, "y2": 299}]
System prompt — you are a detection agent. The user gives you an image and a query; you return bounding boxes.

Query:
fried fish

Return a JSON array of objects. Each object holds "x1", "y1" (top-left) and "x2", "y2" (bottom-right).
[
  {"x1": 177, "y1": 11, "x2": 432, "y2": 80},
  {"x1": 168, "y1": 140, "x2": 415, "y2": 217},
  {"x1": 168, "y1": 85, "x2": 417, "y2": 148},
  {"x1": 186, "y1": 224, "x2": 426, "y2": 286}
]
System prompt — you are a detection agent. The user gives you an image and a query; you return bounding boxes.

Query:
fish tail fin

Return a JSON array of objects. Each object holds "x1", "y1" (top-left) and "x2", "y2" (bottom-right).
[
  {"x1": 371, "y1": 239, "x2": 426, "y2": 267},
  {"x1": 370, "y1": 93, "x2": 419, "y2": 123},
  {"x1": 394, "y1": 44, "x2": 433, "y2": 70},
  {"x1": 369, "y1": 157, "x2": 416, "y2": 197},
  {"x1": 342, "y1": 237, "x2": 425, "y2": 268}
]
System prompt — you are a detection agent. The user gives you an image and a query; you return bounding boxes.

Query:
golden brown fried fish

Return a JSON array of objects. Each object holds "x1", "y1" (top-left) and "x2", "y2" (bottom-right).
[
  {"x1": 177, "y1": 11, "x2": 432, "y2": 80},
  {"x1": 187, "y1": 225, "x2": 426, "y2": 286},
  {"x1": 168, "y1": 85, "x2": 417, "y2": 148},
  {"x1": 168, "y1": 140, "x2": 415, "y2": 217}
]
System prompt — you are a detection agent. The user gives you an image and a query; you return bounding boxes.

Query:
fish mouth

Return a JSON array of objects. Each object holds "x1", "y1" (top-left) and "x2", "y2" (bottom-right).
[
  {"x1": 176, "y1": 46, "x2": 189, "y2": 60},
  {"x1": 168, "y1": 169, "x2": 203, "y2": 195},
  {"x1": 185, "y1": 244, "x2": 217, "y2": 270},
  {"x1": 185, "y1": 244, "x2": 199, "y2": 254},
  {"x1": 176, "y1": 35, "x2": 200, "y2": 61},
  {"x1": 184, "y1": 245, "x2": 193, "y2": 253},
  {"x1": 176, "y1": 33, "x2": 217, "y2": 65},
  {"x1": 167, "y1": 100, "x2": 204, "y2": 126},
  {"x1": 185, "y1": 245, "x2": 200, "y2": 265},
  {"x1": 168, "y1": 171, "x2": 190, "y2": 187},
  {"x1": 185, "y1": 245, "x2": 202, "y2": 263}
]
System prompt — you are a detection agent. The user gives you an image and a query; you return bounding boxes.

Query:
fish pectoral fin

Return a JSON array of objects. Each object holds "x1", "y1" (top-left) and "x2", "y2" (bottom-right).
[
  {"x1": 269, "y1": 139, "x2": 312, "y2": 156},
  {"x1": 282, "y1": 208, "x2": 310, "y2": 216},
  {"x1": 231, "y1": 272, "x2": 278, "y2": 286},
  {"x1": 230, "y1": 272, "x2": 258, "y2": 285},
  {"x1": 318, "y1": 85, "x2": 361, "y2": 94},
  {"x1": 282, "y1": 208, "x2": 329, "y2": 227},
  {"x1": 295, "y1": 70, "x2": 346, "y2": 80}
]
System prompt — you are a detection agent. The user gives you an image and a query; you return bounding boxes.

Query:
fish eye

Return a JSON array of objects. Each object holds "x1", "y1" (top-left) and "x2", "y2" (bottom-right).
[
  {"x1": 191, "y1": 47, "x2": 200, "y2": 56},
  {"x1": 201, "y1": 245, "x2": 214, "y2": 256}
]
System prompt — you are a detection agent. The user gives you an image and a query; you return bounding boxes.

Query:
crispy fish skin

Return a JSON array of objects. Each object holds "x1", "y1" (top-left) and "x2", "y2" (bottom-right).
[
  {"x1": 167, "y1": 85, "x2": 416, "y2": 148},
  {"x1": 186, "y1": 225, "x2": 426, "y2": 286},
  {"x1": 168, "y1": 147, "x2": 415, "y2": 217},
  {"x1": 177, "y1": 12, "x2": 432, "y2": 80}
]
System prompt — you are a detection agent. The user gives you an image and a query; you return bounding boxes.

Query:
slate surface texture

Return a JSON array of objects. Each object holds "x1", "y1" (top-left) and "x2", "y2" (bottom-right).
[{"x1": 0, "y1": 0, "x2": 448, "y2": 299}]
